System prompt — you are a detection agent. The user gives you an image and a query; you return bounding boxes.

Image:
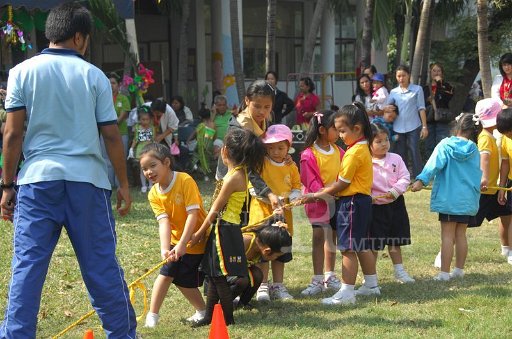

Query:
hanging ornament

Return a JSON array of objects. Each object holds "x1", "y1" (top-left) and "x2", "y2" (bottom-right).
[{"x1": 0, "y1": 5, "x2": 33, "y2": 51}]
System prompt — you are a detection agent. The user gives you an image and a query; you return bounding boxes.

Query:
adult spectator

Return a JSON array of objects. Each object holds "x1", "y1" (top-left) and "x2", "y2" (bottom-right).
[
  {"x1": 491, "y1": 53, "x2": 512, "y2": 108},
  {"x1": 170, "y1": 95, "x2": 194, "y2": 126},
  {"x1": 0, "y1": 3, "x2": 136, "y2": 337},
  {"x1": 150, "y1": 98, "x2": 179, "y2": 147},
  {"x1": 385, "y1": 65, "x2": 428, "y2": 177},
  {"x1": 294, "y1": 77, "x2": 320, "y2": 129},
  {"x1": 109, "y1": 72, "x2": 131, "y2": 153},
  {"x1": 265, "y1": 71, "x2": 294, "y2": 124},
  {"x1": 363, "y1": 64, "x2": 378, "y2": 79},
  {"x1": 352, "y1": 74, "x2": 373, "y2": 114},
  {"x1": 423, "y1": 62, "x2": 454, "y2": 158}
]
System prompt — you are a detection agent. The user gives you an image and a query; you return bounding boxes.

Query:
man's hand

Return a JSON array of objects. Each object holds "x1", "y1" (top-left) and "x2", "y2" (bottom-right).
[
  {"x1": 1, "y1": 188, "x2": 16, "y2": 221},
  {"x1": 116, "y1": 186, "x2": 131, "y2": 216}
]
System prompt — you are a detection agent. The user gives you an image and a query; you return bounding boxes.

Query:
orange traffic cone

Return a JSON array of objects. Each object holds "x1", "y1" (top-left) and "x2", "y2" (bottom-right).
[
  {"x1": 208, "y1": 304, "x2": 229, "y2": 339},
  {"x1": 83, "y1": 329, "x2": 94, "y2": 339}
]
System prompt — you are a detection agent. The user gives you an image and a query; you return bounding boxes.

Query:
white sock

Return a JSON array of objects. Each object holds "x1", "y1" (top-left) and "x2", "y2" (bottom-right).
[
  {"x1": 340, "y1": 283, "x2": 355, "y2": 293},
  {"x1": 313, "y1": 274, "x2": 324, "y2": 282},
  {"x1": 363, "y1": 274, "x2": 378, "y2": 288},
  {"x1": 439, "y1": 271, "x2": 450, "y2": 279},
  {"x1": 324, "y1": 271, "x2": 335, "y2": 280},
  {"x1": 393, "y1": 264, "x2": 404, "y2": 273},
  {"x1": 197, "y1": 309, "x2": 206, "y2": 316},
  {"x1": 502, "y1": 246, "x2": 511, "y2": 256},
  {"x1": 259, "y1": 282, "x2": 268, "y2": 289},
  {"x1": 273, "y1": 282, "x2": 283, "y2": 287},
  {"x1": 452, "y1": 267, "x2": 464, "y2": 275}
]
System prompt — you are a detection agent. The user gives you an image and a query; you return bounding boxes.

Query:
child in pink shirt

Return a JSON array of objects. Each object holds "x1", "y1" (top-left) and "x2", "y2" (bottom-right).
[{"x1": 370, "y1": 123, "x2": 415, "y2": 283}]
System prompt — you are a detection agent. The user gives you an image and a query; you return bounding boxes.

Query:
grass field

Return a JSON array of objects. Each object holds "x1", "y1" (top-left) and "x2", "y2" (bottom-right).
[{"x1": 1, "y1": 183, "x2": 512, "y2": 338}]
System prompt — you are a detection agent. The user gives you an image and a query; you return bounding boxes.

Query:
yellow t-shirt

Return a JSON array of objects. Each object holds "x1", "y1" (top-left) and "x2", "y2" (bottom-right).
[
  {"x1": 248, "y1": 158, "x2": 301, "y2": 235},
  {"x1": 310, "y1": 142, "x2": 342, "y2": 196},
  {"x1": 478, "y1": 129, "x2": 499, "y2": 195},
  {"x1": 338, "y1": 141, "x2": 372, "y2": 196},
  {"x1": 501, "y1": 135, "x2": 512, "y2": 180},
  {"x1": 148, "y1": 172, "x2": 207, "y2": 254}
]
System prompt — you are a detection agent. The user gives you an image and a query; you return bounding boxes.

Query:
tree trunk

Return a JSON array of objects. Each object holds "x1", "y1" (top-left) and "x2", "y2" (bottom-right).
[
  {"x1": 411, "y1": 0, "x2": 433, "y2": 84},
  {"x1": 265, "y1": 0, "x2": 277, "y2": 72},
  {"x1": 299, "y1": 0, "x2": 328, "y2": 75},
  {"x1": 420, "y1": 0, "x2": 436, "y2": 86},
  {"x1": 230, "y1": 0, "x2": 245, "y2": 103},
  {"x1": 177, "y1": 0, "x2": 190, "y2": 96},
  {"x1": 477, "y1": 0, "x2": 492, "y2": 98},
  {"x1": 361, "y1": 0, "x2": 375, "y2": 69},
  {"x1": 400, "y1": 0, "x2": 413, "y2": 65},
  {"x1": 451, "y1": 58, "x2": 480, "y2": 114}
]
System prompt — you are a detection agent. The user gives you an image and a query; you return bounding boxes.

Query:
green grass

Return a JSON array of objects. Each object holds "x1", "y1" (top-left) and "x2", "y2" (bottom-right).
[{"x1": 1, "y1": 185, "x2": 512, "y2": 338}]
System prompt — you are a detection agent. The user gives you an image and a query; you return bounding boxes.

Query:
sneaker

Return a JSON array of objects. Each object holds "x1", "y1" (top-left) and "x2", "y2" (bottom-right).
[
  {"x1": 434, "y1": 251, "x2": 441, "y2": 268},
  {"x1": 144, "y1": 312, "x2": 159, "y2": 328},
  {"x1": 233, "y1": 296, "x2": 240, "y2": 308},
  {"x1": 321, "y1": 288, "x2": 356, "y2": 305},
  {"x1": 271, "y1": 284, "x2": 294, "y2": 300},
  {"x1": 256, "y1": 285, "x2": 270, "y2": 302},
  {"x1": 301, "y1": 279, "x2": 325, "y2": 296},
  {"x1": 185, "y1": 310, "x2": 205, "y2": 323},
  {"x1": 141, "y1": 186, "x2": 148, "y2": 193},
  {"x1": 433, "y1": 272, "x2": 451, "y2": 281},
  {"x1": 508, "y1": 254, "x2": 512, "y2": 265},
  {"x1": 449, "y1": 269, "x2": 465, "y2": 279},
  {"x1": 324, "y1": 275, "x2": 342, "y2": 290},
  {"x1": 394, "y1": 270, "x2": 415, "y2": 283},
  {"x1": 355, "y1": 285, "x2": 381, "y2": 296}
]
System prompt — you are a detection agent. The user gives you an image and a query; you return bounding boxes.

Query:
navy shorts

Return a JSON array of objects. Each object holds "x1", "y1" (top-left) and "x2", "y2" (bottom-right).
[
  {"x1": 370, "y1": 195, "x2": 411, "y2": 251},
  {"x1": 438, "y1": 213, "x2": 475, "y2": 224},
  {"x1": 468, "y1": 192, "x2": 512, "y2": 227},
  {"x1": 160, "y1": 246, "x2": 205, "y2": 288},
  {"x1": 336, "y1": 194, "x2": 372, "y2": 252}
]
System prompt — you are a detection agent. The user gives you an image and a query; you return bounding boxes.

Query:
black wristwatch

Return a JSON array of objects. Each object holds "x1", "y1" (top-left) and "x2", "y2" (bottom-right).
[{"x1": 0, "y1": 179, "x2": 15, "y2": 189}]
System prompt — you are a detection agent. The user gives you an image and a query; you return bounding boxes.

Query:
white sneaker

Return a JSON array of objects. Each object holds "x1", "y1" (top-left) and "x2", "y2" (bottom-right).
[
  {"x1": 433, "y1": 272, "x2": 451, "y2": 281},
  {"x1": 324, "y1": 275, "x2": 342, "y2": 290},
  {"x1": 355, "y1": 285, "x2": 381, "y2": 296},
  {"x1": 186, "y1": 310, "x2": 205, "y2": 322},
  {"x1": 141, "y1": 186, "x2": 148, "y2": 193},
  {"x1": 449, "y1": 269, "x2": 465, "y2": 279},
  {"x1": 144, "y1": 312, "x2": 159, "y2": 328},
  {"x1": 507, "y1": 254, "x2": 512, "y2": 265},
  {"x1": 271, "y1": 284, "x2": 294, "y2": 300},
  {"x1": 434, "y1": 251, "x2": 441, "y2": 268},
  {"x1": 394, "y1": 270, "x2": 415, "y2": 283},
  {"x1": 321, "y1": 288, "x2": 356, "y2": 305},
  {"x1": 301, "y1": 279, "x2": 325, "y2": 296},
  {"x1": 256, "y1": 285, "x2": 270, "y2": 302}
]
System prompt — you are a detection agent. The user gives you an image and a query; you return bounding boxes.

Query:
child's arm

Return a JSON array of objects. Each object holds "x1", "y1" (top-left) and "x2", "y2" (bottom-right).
[
  {"x1": 169, "y1": 209, "x2": 199, "y2": 261},
  {"x1": 190, "y1": 172, "x2": 243, "y2": 245},
  {"x1": 498, "y1": 158, "x2": 509, "y2": 205},
  {"x1": 413, "y1": 142, "x2": 448, "y2": 189},
  {"x1": 157, "y1": 217, "x2": 172, "y2": 261},
  {"x1": 480, "y1": 152, "x2": 490, "y2": 191}
]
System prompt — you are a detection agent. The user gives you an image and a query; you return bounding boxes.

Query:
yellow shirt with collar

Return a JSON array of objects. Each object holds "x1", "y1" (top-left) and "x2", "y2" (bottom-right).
[
  {"x1": 338, "y1": 141, "x2": 373, "y2": 196},
  {"x1": 501, "y1": 135, "x2": 512, "y2": 180},
  {"x1": 478, "y1": 129, "x2": 499, "y2": 195},
  {"x1": 148, "y1": 171, "x2": 207, "y2": 254},
  {"x1": 248, "y1": 157, "x2": 301, "y2": 235}
]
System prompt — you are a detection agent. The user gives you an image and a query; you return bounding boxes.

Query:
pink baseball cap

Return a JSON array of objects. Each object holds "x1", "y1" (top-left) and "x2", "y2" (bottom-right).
[
  {"x1": 262, "y1": 124, "x2": 293, "y2": 145},
  {"x1": 475, "y1": 98, "x2": 502, "y2": 128}
]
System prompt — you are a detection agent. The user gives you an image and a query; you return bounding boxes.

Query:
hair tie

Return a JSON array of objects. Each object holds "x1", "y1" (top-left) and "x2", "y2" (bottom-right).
[
  {"x1": 454, "y1": 113, "x2": 465, "y2": 122},
  {"x1": 472, "y1": 113, "x2": 481, "y2": 126},
  {"x1": 313, "y1": 111, "x2": 323, "y2": 124}
]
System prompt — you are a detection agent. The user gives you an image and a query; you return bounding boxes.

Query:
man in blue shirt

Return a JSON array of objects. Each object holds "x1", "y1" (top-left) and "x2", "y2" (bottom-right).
[{"x1": 0, "y1": 3, "x2": 136, "y2": 338}]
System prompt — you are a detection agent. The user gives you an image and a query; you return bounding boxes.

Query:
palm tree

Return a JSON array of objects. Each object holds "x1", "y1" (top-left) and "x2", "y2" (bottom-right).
[
  {"x1": 361, "y1": 0, "x2": 375, "y2": 70},
  {"x1": 411, "y1": 0, "x2": 433, "y2": 84},
  {"x1": 176, "y1": 0, "x2": 190, "y2": 96},
  {"x1": 299, "y1": 0, "x2": 328, "y2": 75},
  {"x1": 265, "y1": 0, "x2": 277, "y2": 72},
  {"x1": 230, "y1": 0, "x2": 245, "y2": 102},
  {"x1": 400, "y1": 0, "x2": 413, "y2": 65},
  {"x1": 477, "y1": 0, "x2": 492, "y2": 98}
]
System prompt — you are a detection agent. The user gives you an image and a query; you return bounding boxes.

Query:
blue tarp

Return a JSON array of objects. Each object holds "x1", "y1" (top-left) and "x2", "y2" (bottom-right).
[{"x1": 0, "y1": 0, "x2": 134, "y2": 19}]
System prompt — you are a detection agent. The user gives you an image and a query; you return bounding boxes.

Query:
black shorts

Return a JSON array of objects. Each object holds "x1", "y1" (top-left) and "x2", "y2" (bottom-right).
[
  {"x1": 438, "y1": 213, "x2": 475, "y2": 224},
  {"x1": 468, "y1": 192, "x2": 512, "y2": 227},
  {"x1": 159, "y1": 247, "x2": 205, "y2": 288},
  {"x1": 370, "y1": 195, "x2": 411, "y2": 251},
  {"x1": 336, "y1": 194, "x2": 372, "y2": 252}
]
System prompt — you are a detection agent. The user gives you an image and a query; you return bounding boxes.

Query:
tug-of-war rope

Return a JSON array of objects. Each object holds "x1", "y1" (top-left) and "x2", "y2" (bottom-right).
[{"x1": 51, "y1": 184, "x2": 511, "y2": 337}]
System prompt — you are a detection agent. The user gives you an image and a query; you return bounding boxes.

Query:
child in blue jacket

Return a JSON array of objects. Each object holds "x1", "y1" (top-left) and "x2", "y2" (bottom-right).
[{"x1": 411, "y1": 113, "x2": 482, "y2": 281}]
